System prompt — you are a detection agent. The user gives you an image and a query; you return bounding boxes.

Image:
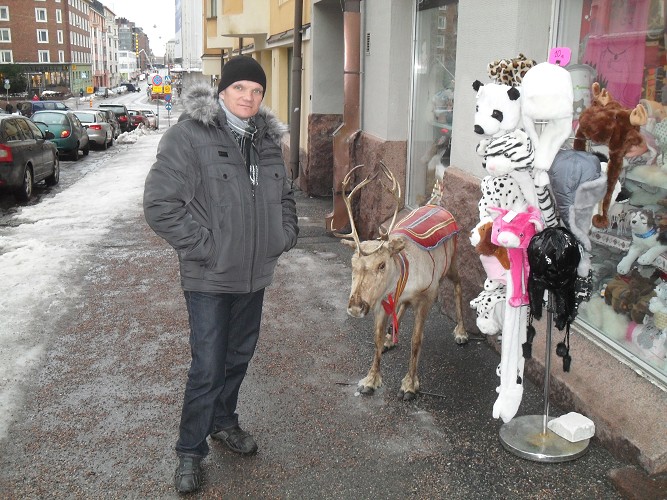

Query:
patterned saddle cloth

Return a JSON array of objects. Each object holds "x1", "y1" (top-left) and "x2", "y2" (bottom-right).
[{"x1": 391, "y1": 205, "x2": 459, "y2": 250}]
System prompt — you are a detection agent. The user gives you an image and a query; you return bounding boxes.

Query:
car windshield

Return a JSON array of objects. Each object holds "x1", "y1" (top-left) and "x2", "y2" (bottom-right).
[
  {"x1": 74, "y1": 113, "x2": 97, "y2": 123},
  {"x1": 33, "y1": 112, "x2": 68, "y2": 125}
]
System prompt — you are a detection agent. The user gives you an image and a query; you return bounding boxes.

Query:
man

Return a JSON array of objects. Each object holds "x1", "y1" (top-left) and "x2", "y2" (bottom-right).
[{"x1": 143, "y1": 56, "x2": 299, "y2": 494}]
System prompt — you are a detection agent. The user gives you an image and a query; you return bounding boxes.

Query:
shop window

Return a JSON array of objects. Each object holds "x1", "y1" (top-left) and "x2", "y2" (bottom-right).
[
  {"x1": 407, "y1": 0, "x2": 458, "y2": 206},
  {"x1": 557, "y1": 0, "x2": 667, "y2": 385}
]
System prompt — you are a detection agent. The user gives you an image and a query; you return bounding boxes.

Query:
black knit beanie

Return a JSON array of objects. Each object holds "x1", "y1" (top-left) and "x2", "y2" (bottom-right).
[{"x1": 218, "y1": 56, "x2": 266, "y2": 94}]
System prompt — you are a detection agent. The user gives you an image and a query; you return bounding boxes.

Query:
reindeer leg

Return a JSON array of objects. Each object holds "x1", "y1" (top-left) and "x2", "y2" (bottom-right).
[
  {"x1": 358, "y1": 312, "x2": 387, "y2": 395},
  {"x1": 399, "y1": 301, "x2": 429, "y2": 401},
  {"x1": 446, "y1": 256, "x2": 469, "y2": 345},
  {"x1": 383, "y1": 304, "x2": 405, "y2": 352}
]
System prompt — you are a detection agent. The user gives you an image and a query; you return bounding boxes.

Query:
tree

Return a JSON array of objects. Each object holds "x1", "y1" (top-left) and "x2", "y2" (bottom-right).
[{"x1": 0, "y1": 65, "x2": 28, "y2": 94}]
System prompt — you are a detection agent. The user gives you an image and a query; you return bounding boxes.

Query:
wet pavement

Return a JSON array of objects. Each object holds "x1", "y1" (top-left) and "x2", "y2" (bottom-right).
[{"x1": 0, "y1": 188, "x2": 647, "y2": 499}]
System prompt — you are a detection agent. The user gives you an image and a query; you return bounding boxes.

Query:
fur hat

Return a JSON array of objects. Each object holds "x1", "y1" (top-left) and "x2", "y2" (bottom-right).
[{"x1": 218, "y1": 56, "x2": 266, "y2": 94}]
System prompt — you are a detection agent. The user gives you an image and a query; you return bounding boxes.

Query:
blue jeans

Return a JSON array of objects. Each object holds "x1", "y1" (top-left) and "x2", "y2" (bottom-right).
[{"x1": 175, "y1": 289, "x2": 264, "y2": 457}]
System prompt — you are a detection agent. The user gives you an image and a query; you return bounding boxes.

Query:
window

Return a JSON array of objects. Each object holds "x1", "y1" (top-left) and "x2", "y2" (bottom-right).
[
  {"x1": 0, "y1": 6, "x2": 8, "y2": 21},
  {"x1": 38, "y1": 50, "x2": 49, "y2": 63},
  {"x1": 57, "y1": 30, "x2": 63, "y2": 44},
  {"x1": 56, "y1": 9, "x2": 62, "y2": 23},
  {"x1": 35, "y1": 8, "x2": 47, "y2": 22},
  {"x1": 58, "y1": 50, "x2": 64, "y2": 62},
  {"x1": 407, "y1": 0, "x2": 458, "y2": 206},
  {"x1": 556, "y1": 0, "x2": 667, "y2": 386},
  {"x1": 0, "y1": 28, "x2": 9, "y2": 42},
  {"x1": 2, "y1": 119, "x2": 23, "y2": 141},
  {"x1": 37, "y1": 29, "x2": 48, "y2": 43},
  {"x1": 0, "y1": 49, "x2": 11, "y2": 62}
]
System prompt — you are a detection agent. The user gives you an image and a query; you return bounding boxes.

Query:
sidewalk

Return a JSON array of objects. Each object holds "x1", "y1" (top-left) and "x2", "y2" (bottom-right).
[{"x1": 1, "y1": 185, "x2": 648, "y2": 498}]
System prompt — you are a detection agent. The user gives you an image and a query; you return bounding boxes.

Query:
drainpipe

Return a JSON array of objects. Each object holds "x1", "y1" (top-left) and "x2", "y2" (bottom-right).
[
  {"x1": 289, "y1": 0, "x2": 304, "y2": 181},
  {"x1": 325, "y1": 0, "x2": 361, "y2": 233}
]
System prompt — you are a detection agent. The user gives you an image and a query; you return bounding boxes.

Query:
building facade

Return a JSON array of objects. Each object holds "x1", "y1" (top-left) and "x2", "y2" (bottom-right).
[{"x1": 205, "y1": 0, "x2": 666, "y2": 475}]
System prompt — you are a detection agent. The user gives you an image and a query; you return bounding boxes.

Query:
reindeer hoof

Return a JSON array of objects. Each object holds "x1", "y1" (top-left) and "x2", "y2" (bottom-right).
[
  {"x1": 455, "y1": 336, "x2": 469, "y2": 346},
  {"x1": 358, "y1": 385, "x2": 375, "y2": 396},
  {"x1": 382, "y1": 343, "x2": 397, "y2": 353},
  {"x1": 398, "y1": 390, "x2": 417, "y2": 401}
]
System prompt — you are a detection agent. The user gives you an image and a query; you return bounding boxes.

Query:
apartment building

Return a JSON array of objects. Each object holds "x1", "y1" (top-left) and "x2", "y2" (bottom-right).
[{"x1": 0, "y1": 0, "x2": 154, "y2": 96}]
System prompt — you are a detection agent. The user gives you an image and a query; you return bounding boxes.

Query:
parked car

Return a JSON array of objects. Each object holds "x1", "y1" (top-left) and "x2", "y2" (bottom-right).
[
  {"x1": 127, "y1": 109, "x2": 149, "y2": 131},
  {"x1": 31, "y1": 110, "x2": 90, "y2": 161},
  {"x1": 92, "y1": 108, "x2": 121, "y2": 139},
  {"x1": 97, "y1": 103, "x2": 130, "y2": 133},
  {"x1": 94, "y1": 87, "x2": 110, "y2": 98},
  {"x1": 16, "y1": 100, "x2": 70, "y2": 118},
  {"x1": 138, "y1": 109, "x2": 159, "y2": 129},
  {"x1": 0, "y1": 114, "x2": 59, "y2": 201},
  {"x1": 74, "y1": 110, "x2": 114, "y2": 149},
  {"x1": 120, "y1": 82, "x2": 140, "y2": 93}
]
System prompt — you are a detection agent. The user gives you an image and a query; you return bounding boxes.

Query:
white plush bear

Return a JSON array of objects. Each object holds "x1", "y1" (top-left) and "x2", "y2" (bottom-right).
[{"x1": 472, "y1": 80, "x2": 522, "y2": 138}]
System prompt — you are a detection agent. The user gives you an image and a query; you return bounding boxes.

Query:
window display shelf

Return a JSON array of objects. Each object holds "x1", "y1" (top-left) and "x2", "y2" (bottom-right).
[
  {"x1": 626, "y1": 164, "x2": 667, "y2": 190},
  {"x1": 589, "y1": 231, "x2": 667, "y2": 271}
]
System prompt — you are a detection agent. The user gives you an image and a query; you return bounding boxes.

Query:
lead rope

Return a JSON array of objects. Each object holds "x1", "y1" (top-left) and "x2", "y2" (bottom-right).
[{"x1": 381, "y1": 251, "x2": 409, "y2": 344}]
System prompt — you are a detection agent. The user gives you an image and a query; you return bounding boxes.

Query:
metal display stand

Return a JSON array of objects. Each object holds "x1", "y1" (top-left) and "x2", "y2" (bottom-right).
[{"x1": 499, "y1": 293, "x2": 590, "y2": 462}]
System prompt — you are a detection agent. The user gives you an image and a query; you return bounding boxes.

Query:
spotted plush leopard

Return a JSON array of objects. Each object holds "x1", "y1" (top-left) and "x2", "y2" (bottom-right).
[{"x1": 487, "y1": 53, "x2": 536, "y2": 87}]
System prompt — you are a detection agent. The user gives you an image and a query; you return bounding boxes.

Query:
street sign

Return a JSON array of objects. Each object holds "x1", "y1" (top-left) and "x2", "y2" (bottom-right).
[
  {"x1": 164, "y1": 75, "x2": 172, "y2": 84},
  {"x1": 165, "y1": 102, "x2": 172, "y2": 111},
  {"x1": 163, "y1": 84, "x2": 171, "y2": 94},
  {"x1": 151, "y1": 85, "x2": 163, "y2": 94},
  {"x1": 3, "y1": 82, "x2": 9, "y2": 90},
  {"x1": 152, "y1": 74, "x2": 162, "y2": 86},
  {"x1": 86, "y1": 86, "x2": 94, "y2": 94},
  {"x1": 164, "y1": 93, "x2": 172, "y2": 102}
]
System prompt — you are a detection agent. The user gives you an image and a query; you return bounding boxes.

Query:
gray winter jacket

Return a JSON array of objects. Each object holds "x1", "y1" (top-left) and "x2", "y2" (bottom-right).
[{"x1": 143, "y1": 84, "x2": 299, "y2": 293}]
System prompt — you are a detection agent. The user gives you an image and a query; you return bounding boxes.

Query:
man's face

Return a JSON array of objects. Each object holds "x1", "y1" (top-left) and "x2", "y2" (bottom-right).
[{"x1": 219, "y1": 80, "x2": 264, "y2": 119}]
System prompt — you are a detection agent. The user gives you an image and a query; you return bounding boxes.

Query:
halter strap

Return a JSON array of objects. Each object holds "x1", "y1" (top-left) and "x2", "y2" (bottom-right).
[{"x1": 381, "y1": 251, "x2": 409, "y2": 344}]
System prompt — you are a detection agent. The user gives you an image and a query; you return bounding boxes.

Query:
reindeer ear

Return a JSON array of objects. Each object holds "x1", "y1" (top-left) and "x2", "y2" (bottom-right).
[
  {"x1": 341, "y1": 239, "x2": 356, "y2": 249},
  {"x1": 387, "y1": 236, "x2": 406, "y2": 255}
]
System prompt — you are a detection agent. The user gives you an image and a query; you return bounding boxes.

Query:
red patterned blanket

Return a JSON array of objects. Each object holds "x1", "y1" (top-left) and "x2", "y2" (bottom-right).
[{"x1": 391, "y1": 205, "x2": 459, "y2": 250}]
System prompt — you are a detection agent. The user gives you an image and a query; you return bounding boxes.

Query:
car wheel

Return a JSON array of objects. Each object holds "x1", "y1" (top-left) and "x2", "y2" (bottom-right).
[
  {"x1": 82, "y1": 143, "x2": 90, "y2": 156},
  {"x1": 15, "y1": 165, "x2": 33, "y2": 201},
  {"x1": 69, "y1": 147, "x2": 79, "y2": 161},
  {"x1": 45, "y1": 154, "x2": 60, "y2": 186},
  {"x1": 101, "y1": 137, "x2": 108, "y2": 150},
  {"x1": 108, "y1": 136, "x2": 113, "y2": 147}
]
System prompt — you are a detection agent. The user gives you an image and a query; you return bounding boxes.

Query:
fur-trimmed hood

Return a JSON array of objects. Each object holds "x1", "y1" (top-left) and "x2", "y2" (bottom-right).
[{"x1": 179, "y1": 83, "x2": 288, "y2": 145}]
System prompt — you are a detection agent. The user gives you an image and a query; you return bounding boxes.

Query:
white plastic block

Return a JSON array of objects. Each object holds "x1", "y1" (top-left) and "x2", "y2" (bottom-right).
[{"x1": 547, "y1": 412, "x2": 595, "y2": 442}]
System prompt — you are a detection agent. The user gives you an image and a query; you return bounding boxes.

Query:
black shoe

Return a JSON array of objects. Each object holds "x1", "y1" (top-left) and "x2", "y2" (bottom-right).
[
  {"x1": 211, "y1": 425, "x2": 258, "y2": 455},
  {"x1": 174, "y1": 456, "x2": 202, "y2": 494}
]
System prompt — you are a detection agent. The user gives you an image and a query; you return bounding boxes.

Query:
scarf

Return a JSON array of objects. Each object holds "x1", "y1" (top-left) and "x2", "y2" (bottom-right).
[{"x1": 219, "y1": 98, "x2": 259, "y2": 186}]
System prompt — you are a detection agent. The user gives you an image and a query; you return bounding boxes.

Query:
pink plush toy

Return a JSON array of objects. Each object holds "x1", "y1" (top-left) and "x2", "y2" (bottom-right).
[{"x1": 488, "y1": 206, "x2": 544, "y2": 307}]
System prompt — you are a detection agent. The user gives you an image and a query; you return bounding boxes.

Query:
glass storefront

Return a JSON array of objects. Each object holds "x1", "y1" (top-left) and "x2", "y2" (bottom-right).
[
  {"x1": 407, "y1": 0, "x2": 458, "y2": 206},
  {"x1": 556, "y1": 0, "x2": 667, "y2": 386}
]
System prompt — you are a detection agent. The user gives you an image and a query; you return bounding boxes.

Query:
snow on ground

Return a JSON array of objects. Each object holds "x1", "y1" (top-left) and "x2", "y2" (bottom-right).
[{"x1": 0, "y1": 130, "x2": 162, "y2": 440}]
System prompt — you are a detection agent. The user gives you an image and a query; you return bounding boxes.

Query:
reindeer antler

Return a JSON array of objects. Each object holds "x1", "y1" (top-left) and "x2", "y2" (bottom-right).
[
  {"x1": 331, "y1": 162, "x2": 402, "y2": 256},
  {"x1": 331, "y1": 164, "x2": 377, "y2": 255},
  {"x1": 376, "y1": 161, "x2": 402, "y2": 240}
]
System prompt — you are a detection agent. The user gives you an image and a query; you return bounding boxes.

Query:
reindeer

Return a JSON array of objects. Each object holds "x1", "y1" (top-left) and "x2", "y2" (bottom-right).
[{"x1": 334, "y1": 163, "x2": 468, "y2": 400}]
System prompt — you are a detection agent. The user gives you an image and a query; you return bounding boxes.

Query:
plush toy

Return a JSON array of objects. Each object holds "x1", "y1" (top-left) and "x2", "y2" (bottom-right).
[
  {"x1": 477, "y1": 130, "x2": 538, "y2": 216},
  {"x1": 573, "y1": 83, "x2": 648, "y2": 228},
  {"x1": 470, "y1": 284, "x2": 506, "y2": 335},
  {"x1": 470, "y1": 219, "x2": 511, "y2": 270},
  {"x1": 626, "y1": 321, "x2": 667, "y2": 363},
  {"x1": 604, "y1": 270, "x2": 658, "y2": 323},
  {"x1": 649, "y1": 281, "x2": 667, "y2": 330},
  {"x1": 472, "y1": 80, "x2": 521, "y2": 137},
  {"x1": 520, "y1": 62, "x2": 574, "y2": 180},
  {"x1": 488, "y1": 205, "x2": 545, "y2": 307},
  {"x1": 487, "y1": 53, "x2": 536, "y2": 87},
  {"x1": 616, "y1": 210, "x2": 667, "y2": 275}
]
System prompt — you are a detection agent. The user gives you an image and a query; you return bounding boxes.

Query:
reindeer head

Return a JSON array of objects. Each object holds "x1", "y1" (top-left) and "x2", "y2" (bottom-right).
[{"x1": 332, "y1": 162, "x2": 402, "y2": 317}]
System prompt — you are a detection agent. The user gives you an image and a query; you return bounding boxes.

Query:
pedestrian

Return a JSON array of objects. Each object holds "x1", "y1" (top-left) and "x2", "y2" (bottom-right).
[
  {"x1": 5, "y1": 102, "x2": 12, "y2": 113},
  {"x1": 143, "y1": 56, "x2": 299, "y2": 494},
  {"x1": 32, "y1": 93, "x2": 39, "y2": 101}
]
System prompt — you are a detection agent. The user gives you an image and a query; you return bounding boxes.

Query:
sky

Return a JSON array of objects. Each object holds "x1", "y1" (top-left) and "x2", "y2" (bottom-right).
[
  {"x1": 106, "y1": 0, "x2": 177, "y2": 56},
  {"x1": 0, "y1": 129, "x2": 161, "y2": 440}
]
